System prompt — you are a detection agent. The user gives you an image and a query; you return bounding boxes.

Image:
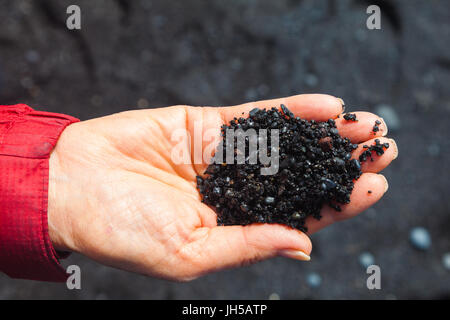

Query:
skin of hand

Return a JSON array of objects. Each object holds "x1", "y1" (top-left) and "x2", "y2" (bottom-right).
[{"x1": 47, "y1": 94, "x2": 397, "y2": 281}]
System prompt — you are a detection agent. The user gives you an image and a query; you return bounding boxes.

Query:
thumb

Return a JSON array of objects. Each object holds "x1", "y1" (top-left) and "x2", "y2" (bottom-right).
[{"x1": 182, "y1": 223, "x2": 312, "y2": 276}]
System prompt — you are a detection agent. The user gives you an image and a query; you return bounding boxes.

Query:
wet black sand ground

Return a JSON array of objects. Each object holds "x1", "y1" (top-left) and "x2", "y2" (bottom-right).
[{"x1": 0, "y1": 0, "x2": 449, "y2": 299}]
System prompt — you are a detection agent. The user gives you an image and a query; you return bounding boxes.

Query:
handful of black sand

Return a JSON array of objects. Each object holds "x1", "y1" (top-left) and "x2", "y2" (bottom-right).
[{"x1": 196, "y1": 105, "x2": 388, "y2": 232}]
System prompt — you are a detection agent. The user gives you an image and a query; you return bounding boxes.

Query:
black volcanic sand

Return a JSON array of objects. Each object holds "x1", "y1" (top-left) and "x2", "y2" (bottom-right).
[{"x1": 197, "y1": 105, "x2": 389, "y2": 232}]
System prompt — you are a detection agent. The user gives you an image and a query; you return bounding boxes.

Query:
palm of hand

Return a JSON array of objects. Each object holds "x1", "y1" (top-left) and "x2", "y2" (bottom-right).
[{"x1": 48, "y1": 95, "x2": 396, "y2": 280}]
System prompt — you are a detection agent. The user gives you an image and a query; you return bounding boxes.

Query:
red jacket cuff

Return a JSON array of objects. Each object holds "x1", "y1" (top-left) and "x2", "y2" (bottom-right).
[{"x1": 0, "y1": 104, "x2": 79, "y2": 282}]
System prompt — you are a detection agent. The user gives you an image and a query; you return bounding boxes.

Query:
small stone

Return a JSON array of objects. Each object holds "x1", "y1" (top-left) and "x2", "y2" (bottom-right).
[
  {"x1": 20, "y1": 77, "x2": 33, "y2": 89},
  {"x1": 350, "y1": 159, "x2": 361, "y2": 171},
  {"x1": 249, "y1": 108, "x2": 260, "y2": 118},
  {"x1": 343, "y1": 113, "x2": 358, "y2": 121},
  {"x1": 306, "y1": 273, "x2": 322, "y2": 288},
  {"x1": 359, "y1": 252, "x2": 375, "y2": 268},
  {"x1": 442, "y1": 253, "x2": 450, "y2": 270},
  {"x1": 427, "y1": 143, "x2": 440, "y2": 157},
  {"x1": 304, "y1": 73, "x2": 318, "y2": 87},
  {"x1": 280, "y1": 104, "x2": 294, "y2": 118},
  {"x1": 423, "y1": 73, "x2": 435, "y2": 86},
  {"x1": 25, "y1": 50, "x2": 40, "y2": 63},
  {"x1": 291, "y1": 212, "x2": 302, "y2": 220},
  {"x1": 264, "y1": 196, "x2": 275, "y2": 204},
  {"x1": 230, "y1": 58, "x2": 242, "y2": 71},
  {"x1": 137, "y1": 98, "x2": 149, "y2": 108},
  {"x1": 414, "y1": 90, "x2": 434, "y2": 111},
  {"x1": 245, "y1": 88, "x2": 258, "y2": 101},
  {"x1": 213, "y1": 187, "x2": 222, "y2": 196},
  {"x1": 224, "y1": 189, "x2": 234, "y2": 198},
  {"x1": 330, "y1": 128, "x2": 339, "y2": 135},
  {"x1": 240, "y1": 204, "x2": 249, "y2": 213},
  {"x1": 268, "y1": 293, "x2": 280, "y2": 300},
  {"x1": 152, "y1": 15, "x2": 167, "y2": 28},
  {"x1": 321, "y1": 178, "x2": 337, "y2": 190},
  {"x1": 359, "y1": 139, "x2": 389, "y2": 162},
  {"x1": 333, "y1": 157, "x2": 345, "y2": 167},
  {"x1": 257, "y1": 84, "x2": 269, "y2": 96},
  {"x1": 410, "y1": 227, "x2": 431, "y2": 251}
]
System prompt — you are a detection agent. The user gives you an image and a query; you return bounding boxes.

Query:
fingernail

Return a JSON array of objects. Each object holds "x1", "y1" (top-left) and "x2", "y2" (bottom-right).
[
  {"x1": 279, "y1": 249, "x2": 311, "y2": 261},
  {"x1": 380, "y1": 118, "x2": 388, "y2": 136},
  {"x1": 389, "y1": 138, "x2": 398, "y2": 160},
  {"x1": 379, "y1": 174, "x2": 389, "y2": 193},
  {"x1": 337, "y1": 98, "x2": 345, "y2": 112}
]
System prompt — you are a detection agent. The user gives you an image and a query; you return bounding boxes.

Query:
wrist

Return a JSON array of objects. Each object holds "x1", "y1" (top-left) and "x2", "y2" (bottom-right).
[{"x1": 48, "y1": 127, "x2": 75, "y2": 253}]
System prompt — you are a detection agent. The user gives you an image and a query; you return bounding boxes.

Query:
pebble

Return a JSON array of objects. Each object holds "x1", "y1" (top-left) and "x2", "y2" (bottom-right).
[
  {"x1": 442, "y1": 253, "x2": 450, "y2": 270},
  {"x1": 230, "y1": 58, "x2": 243, "y2": 71},
  {"x1": 257, "y1": 84, "x2": 270, "y2": 96},
  {"x1": 91, "y1": 95, "x2": 103, "y2": 107},
  {"x1": 423, "y1": 73, "x2": 435, "y2": 86},
  {"x1": 304, "y1": 73, "x2": 318, "y2": 87},
  {"x1": 137, "y1": 98, "x2": 149, "y2": 108},
  {"x1": 268, "y1": 293, "x2": 280, "y2": 300},
  {"x1": 427, "y1": 143, "x2": 440, "y2": 157},
  {"x1": 213, "y1": 187, "x2": 222, "y2": 196},
  {"x1": 152, "y1": 15, "x2": 167, "y2": 28},
  {"x1": 385, "y1": 294, "x2": 397, "y2": 300},
  {"x1": 414, "y1": 90, "x2": 434, "y2": 110},
  {"x1": 95, "y1": 293, "x2": 109, "y2": 300},
  {"x1": 343, "y1": 113, "x2": 358, "y2": 121},
  {"x1": 291, "y1": 212, "x2": 302, "y2": 220},
  {"x1": 409, "y1": 227, "x2": 431, "y2": 251},
  {"x1": 20, "y1": 77, "x2": 33, "y2": 89},
  {"x1": 264, "y1": 196, "x2": 275, "y2": 204},
  {"x1": 321, "y1": 178, "x2": 337, "y2": 190},
  {"x1": 25, "y1": 50, "x2": 40, "y2": 63},
  {"x1": 358, "y1": 252, "x2": 375, "y2": 268},
  {"x1": 306, "y1": 273, "x2": 322, "y2": 288},
  {"x1": 245, "y1": 88, "x2": 258, "y2": 101},
  {"x1": 375, "y1": 104, "x2": 400, "y2": 131}
]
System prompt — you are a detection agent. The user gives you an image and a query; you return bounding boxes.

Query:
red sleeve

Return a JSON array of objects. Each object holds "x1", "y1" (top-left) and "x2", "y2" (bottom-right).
[{"x1": 0, "y1": 104, "x2": 79, "y2": 282}]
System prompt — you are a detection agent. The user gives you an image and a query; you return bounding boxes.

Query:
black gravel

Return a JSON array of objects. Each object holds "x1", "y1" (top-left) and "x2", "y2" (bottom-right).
[
  {"x1": 197, "y1": 105, "x2": 365, "y2": 232},
  {"x1": 372, "y1": 120, "x2": 382, "y2": 134},
  {"x1": 343, "y1": 113, "x2": 358, "y2": 122},
  {"x1": 359, "y1": 139, "x2": 389, "y2": 162}
]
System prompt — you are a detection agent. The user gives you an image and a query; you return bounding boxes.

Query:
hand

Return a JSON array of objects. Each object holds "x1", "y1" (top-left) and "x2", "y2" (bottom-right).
[{"x1": 48, "y1": 94, "x2": 397, "y2": 281}]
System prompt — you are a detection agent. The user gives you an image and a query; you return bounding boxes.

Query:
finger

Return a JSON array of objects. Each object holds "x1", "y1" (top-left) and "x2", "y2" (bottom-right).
[
  {"x1": 218, "y1": 94, "x2": 344, "y2": 123},
  {"x1": 195, "y1": 201, "x2": 220, "y2": 228},
  {"x1": 352, "y1": 137, "x2": 398, "y2": 173},
  {"x1": 181, "y1": 223, "x2": 312, "y2": 276},
  {"x1": 306, "y1": 173, "x2": 388, "y2": 235},
  {"x1": 335, "y1": 111, "x2": 388, "y2": 143}
]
